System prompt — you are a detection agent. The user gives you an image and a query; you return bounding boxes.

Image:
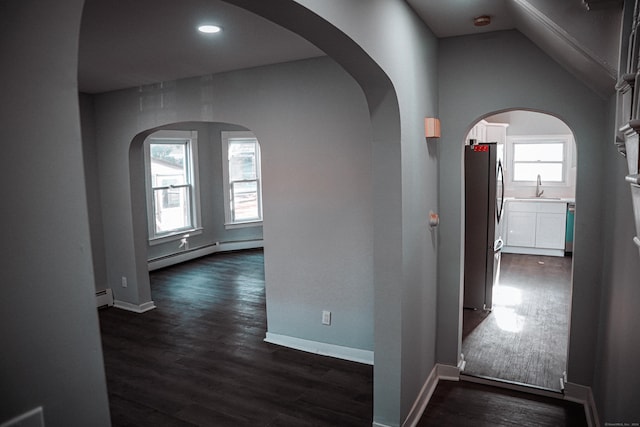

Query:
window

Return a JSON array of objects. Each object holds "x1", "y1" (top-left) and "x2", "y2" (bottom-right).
[
  {"x1": 221, "y1": 131, "x2": 262, "y2": 227},
  {"x1": 511, "y1": 138, "x2": 567, "y2": 183},
  {"x1": 144, "y1": 131, "x2": 200, "y2": 241}
]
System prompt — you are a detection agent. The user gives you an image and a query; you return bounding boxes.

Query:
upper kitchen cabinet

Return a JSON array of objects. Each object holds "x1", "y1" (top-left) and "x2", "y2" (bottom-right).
[{"x1": 467, "y1": 120, "x2": 508, "y2": 145}]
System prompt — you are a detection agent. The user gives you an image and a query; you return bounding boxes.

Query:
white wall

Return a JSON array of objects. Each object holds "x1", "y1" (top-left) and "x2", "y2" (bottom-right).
[
  {"x1": 1, "y1": 1, "x2": 111, "y2": 425},
  {"x1": 438, "y1": 30, "x2": 607, "y2": 388}
]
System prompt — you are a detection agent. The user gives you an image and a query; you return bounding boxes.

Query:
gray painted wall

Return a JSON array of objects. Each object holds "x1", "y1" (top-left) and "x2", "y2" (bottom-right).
[
  {"x1": 11, "y1": 2, "x2": 633, "y2": 425},
  {"x1": 437, "y1": 30, "x2": 607, "y2": 387},
  {"x1": 1, "y1": 1, "x2": 111, "y2": 425},
  {"x1": 594, "y1": 97, "x2": 640, "y2": 425},
  {"x1": 92, "y1": 56, "x2": 375, "y2": 348},
  {"x1": 81, "y1": 93, "x2": 109, "y2": 291},
  {"x1": 282, "y1": 2, "x2": 440, "y2": 424}
]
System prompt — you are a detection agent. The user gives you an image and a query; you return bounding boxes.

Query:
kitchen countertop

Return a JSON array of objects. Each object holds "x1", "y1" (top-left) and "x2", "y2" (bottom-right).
[{"x1": 504, "y1": 197, "x2": 575, "y2": 203}]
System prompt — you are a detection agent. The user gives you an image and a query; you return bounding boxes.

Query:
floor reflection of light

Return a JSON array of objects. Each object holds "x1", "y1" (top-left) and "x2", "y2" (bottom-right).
[
  {"x1": 492, "y1": 285, "x2": 522, "y2": 306},
  {"x1": 492, "y1": 285, "x2": 525, "y2": 332},
  {"x1": 493, "y1": 306, "x2": 525, "y2": 332}
]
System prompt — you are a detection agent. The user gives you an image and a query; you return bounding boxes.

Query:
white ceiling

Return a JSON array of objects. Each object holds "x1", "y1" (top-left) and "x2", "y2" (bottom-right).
[
  {"x1": 79, "y1": 0, "x2": 622, "y2": 98},
  {"x1": 406, "y1": 0, "x2": 517, "y2": 38},
  {"x1": 78, "y1": 0, "x2": 325, "y2": 94},
  {"x1": 406, "y1": 0, "x2": 622, "y2": 98}
]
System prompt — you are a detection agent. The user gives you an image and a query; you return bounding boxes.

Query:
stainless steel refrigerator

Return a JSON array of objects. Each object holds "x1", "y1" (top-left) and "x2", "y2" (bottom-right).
[{"x1": 464, "y1": 142, "x2": 504, "y2": 311}]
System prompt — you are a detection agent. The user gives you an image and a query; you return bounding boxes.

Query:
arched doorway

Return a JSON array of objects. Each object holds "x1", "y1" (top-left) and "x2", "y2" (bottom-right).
[
  {"x1": 461, "y1": 109, "x2": 576, "y2": 392},
  {"x1": 129, "y1": 121, "x2": 264, "y2": 272}
]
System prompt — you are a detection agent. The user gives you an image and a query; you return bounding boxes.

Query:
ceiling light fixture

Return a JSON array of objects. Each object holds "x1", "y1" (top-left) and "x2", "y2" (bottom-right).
[
  {"x1": 198, "y1": 25, "x2": 222, "y2": 34},
  {"x1": 473, "y1": 15, "x2": 491, "y2": 27}
]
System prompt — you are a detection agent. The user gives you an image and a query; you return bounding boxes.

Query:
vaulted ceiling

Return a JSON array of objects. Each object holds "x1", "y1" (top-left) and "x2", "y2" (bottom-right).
[
  {"x1": 406, "y1": 0, "x2": 622, "y2": 98},
  {"x1": 79, "y1": 0, "x2": 623, "y2": 99}
]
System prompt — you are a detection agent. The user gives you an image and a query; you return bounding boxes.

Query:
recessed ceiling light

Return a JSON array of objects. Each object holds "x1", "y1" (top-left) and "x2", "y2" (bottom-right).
[{"x1": 198, "y1": 25, "x2": 221, "y2": 34}]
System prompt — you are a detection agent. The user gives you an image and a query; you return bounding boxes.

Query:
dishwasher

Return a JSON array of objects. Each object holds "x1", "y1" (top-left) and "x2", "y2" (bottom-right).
[{"x1": 565, "y1": 203, "x2": 575, "y2": 253}]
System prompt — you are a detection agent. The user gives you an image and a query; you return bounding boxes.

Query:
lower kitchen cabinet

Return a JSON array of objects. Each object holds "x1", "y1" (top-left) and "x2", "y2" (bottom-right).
[{"x1": 504, "y1": 200, "x2": 567, "y2": 256}]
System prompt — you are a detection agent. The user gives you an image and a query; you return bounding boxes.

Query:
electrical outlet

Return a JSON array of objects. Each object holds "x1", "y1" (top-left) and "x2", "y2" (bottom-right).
[
  {"x1": 121, "y1": 276, "x2": 128, "y2": 288},
  {"x1": 322, "y1": 310, "x2": 331, "y2": 325}
]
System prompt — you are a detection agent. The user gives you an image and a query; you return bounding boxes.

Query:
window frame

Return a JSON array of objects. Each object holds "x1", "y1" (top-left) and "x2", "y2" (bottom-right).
[
  {"x1": 144, "y1": 130, "x2": 202, "y2": 244},
  {"x1": 221, "y1": 131, "x2": 263, "y2": 229},
  {"x1": 507, "y1": 135, "x2": 572, "y2": 187}
]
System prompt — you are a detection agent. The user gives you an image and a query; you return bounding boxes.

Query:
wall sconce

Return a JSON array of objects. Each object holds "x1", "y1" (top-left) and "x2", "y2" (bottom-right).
[{"x1": 425, "y1": 118, "x2": 441, "y2": 139}]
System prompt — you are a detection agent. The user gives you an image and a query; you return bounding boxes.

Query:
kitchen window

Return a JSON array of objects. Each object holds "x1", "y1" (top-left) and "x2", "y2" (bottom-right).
[
  {"x1": 221, "y1": 131, "x2": 263, "y2": 228},
  {"x1": 144, "y1": 131, "x2": 201, "y2": 241},
  {"x1": 511, "y1": 137, "x2": 568, "y2": 183}
]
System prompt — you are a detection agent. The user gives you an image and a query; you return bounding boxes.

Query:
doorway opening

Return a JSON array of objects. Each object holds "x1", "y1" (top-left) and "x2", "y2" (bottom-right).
[
  {"x1": 461, "y1": 110, "x2": 576, "y2": 392},
  {"x1": 130, "y1": 121, "x2": 265, "y2": 274}
]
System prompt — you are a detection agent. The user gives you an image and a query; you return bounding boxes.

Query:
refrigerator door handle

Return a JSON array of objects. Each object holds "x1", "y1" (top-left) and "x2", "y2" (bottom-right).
[{"x1": 496, "y1": 160, "x2": 505, "y2": 223}]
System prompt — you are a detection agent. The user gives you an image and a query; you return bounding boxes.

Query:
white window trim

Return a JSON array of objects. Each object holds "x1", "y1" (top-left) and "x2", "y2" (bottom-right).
[
  {"x1": 221, "y1": 131, "x2": 263, "y2": 229},
  {"x1": 144, "y1": 130, "x2": 202, "y2": 243},
  {"x1": 506, "y1": 134, "x2": 573, "y2": 188}
]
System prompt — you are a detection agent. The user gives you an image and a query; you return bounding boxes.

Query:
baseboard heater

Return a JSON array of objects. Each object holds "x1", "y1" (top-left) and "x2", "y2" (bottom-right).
[
  {"x1": 148, "y1": 239, "x2": 264, "y2": 271},
  {"x1": 95, "y1": 288, "x2": 114, "y2": 308}
]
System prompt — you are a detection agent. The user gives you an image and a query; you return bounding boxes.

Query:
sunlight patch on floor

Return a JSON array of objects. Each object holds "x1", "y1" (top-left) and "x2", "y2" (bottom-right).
[{"x1": 492, "y1": 285, "x2": 524, "y2": 332}]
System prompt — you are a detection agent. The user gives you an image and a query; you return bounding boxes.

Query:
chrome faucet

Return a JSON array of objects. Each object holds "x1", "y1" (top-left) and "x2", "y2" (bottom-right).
[{"x1": 536, "y1": 174, "x2": 544, "y2": 198}]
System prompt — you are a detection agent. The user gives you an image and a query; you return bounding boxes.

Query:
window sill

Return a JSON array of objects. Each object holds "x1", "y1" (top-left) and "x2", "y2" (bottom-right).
[
  {"x1": 149, "y1": 227, "x2": 203, "y2": 246},
  {"x1": 224, "y1": 221, "x2": 263, "y2": 230}
]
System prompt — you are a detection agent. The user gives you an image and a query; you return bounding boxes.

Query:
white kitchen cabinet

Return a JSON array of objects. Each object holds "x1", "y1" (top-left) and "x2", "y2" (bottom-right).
[
  {"x1": 505, "y1": 211, "x2": 536, "y2": 247},
  {"x1": 485, "y1": 122, "x2": 508, "y2": 145},
  {"x1": 535, "y1": 213, "x2": 567, "y2": 249},
  {"x1": 467, "y1": 120, "x2": 508, "y2": 144},
  {"x1": 504, "y1": 200, "x2": 567, "y2": 256}
]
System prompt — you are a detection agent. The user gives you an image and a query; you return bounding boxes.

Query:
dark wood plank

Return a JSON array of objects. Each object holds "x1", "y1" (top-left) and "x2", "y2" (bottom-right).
[
  {"x1": 99, "y1": 250, "x2": 373, "y2": 426},
  {"x1": 418, "y1": 380, "x2": 587, "y2": 427},
  {"x1": 462, "y1": 253, "x2": 572, "y2": 390},
  {"x1": 101, "y1": 249, "x2": 584, "y2": 426}
]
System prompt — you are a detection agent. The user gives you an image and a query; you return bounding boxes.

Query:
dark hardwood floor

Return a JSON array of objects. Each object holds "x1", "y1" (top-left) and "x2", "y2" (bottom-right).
[
  {"x1": 100, "y1": 249, "x2": 584, "y2": 426},
  {"x1": 99, "y1": 250, "x2": 373, "y2": 426},
  {"x1": 462, "y1": 253, "x2": 572, "y2": 390},
  {"x1": 418, "y1": 380, "x2": 587, "y2": 427}
]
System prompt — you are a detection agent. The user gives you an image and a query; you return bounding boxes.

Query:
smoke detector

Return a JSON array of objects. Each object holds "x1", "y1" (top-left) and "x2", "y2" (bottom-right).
[{"x1": 473, "y1": 15, "x2": 491, "y2": 27}]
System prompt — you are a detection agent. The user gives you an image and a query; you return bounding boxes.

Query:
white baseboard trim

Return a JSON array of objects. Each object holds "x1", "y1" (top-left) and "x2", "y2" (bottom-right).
[
  {"x1": 401, "y1": 364, "x2": 460, "y2": 427},
  {"x1": 564, "y1": 382, "x2": 600, "y2": 427},
  {"x1": 113, "y1": 299, "x2": 156, "y2": 313},
  {"x1": 502, "y1": 246, "x2": 565, "y2": 257},
  {"x1": 148, "y1": 240, "x2": 263, "y2": 271},
  {"x1": 264, "y1": 332, "x2": 374, "y2": 365},
  {"x1": 460, "y1": 373, "x2": 562, "y2": 399}
]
